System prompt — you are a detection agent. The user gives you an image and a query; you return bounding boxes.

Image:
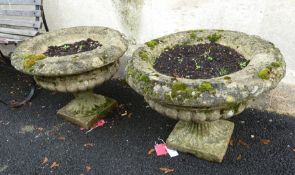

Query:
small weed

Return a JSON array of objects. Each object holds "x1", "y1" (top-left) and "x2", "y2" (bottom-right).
[
  {"x1": 79, "y1": 45, "x2": 85, "y2": 50},
  {"x1": 63, "y1": 45, "x2": 70, "y2": 49},
  {"x1": 218, "y1": 68, "x2": 229, "y2": 76},
  {"x1": 195, "y1": 63, "x2": 201, "y2": 70},
  {"x1": 207, "y1": 56, "x2": 214, "y2": 61},
  {"x1": 239, "y1": 60, "x2": 250, "y2": 69}
]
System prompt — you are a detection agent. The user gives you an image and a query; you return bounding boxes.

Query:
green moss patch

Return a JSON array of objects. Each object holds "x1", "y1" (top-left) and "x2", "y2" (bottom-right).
[
  {"x1": 146, "y1": 39, "x2": 159, "y2": 49},
  {"x1": 171, "y1": 82, "x2": 192, "y2": 98},
  {"x1": 258, "y1": 60, "x2": 283, "y2": 80},
  {"x1": 198, "y1": 82, "x2": 214, "y2": 92},
  {"x1": 190, "y1": 32, "x2": 197, "y2": 40},
  {"x1": 258, "y1": 68, "x2": 271, "y2": 80},
  {"x1": 139, "y1": 50, "x2": 149, "y2": 61},
  {"x1": 207, "y1": 33, "x2": 222, "y2": 43}
]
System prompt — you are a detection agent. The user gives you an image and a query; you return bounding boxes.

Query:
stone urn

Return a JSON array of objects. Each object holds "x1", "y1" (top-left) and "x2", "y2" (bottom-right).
[
  {"x1": 11, "y1": 26, "x2": 128, "y2": 129},
  {"x1": 125, "y1": 30, "x2": 286, "y2": 162}
]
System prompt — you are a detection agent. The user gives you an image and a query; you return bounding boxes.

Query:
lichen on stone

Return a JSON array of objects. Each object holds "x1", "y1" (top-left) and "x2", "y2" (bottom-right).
[
  {"x1": 146, "y1": 39, "x2": 159, "y2": 49},
  {"x1": 23, "y1": 53, "x2": 46, "y2": 71},
  {"x1": 207, "y1": 33, "x2": 222, "y2": 43}
]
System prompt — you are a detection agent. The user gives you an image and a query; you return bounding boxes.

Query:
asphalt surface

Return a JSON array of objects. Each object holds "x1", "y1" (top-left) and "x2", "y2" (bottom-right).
[{"x1": 0, "y1": 67, "x2": 295, "y2": 175}]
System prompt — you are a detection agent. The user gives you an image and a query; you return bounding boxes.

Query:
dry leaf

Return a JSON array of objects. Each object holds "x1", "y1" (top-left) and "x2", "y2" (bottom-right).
[
  {"x1": 50, "y1": 161, "x2": 59, "y2": 169},
  {"x1": 121, "y1": 111, "x2": 128, "y2": 116},
  {"x1": 260, "y1": 139, "x2": 270, "y2": 145},
  {"x1": 85, "y1": 165, "x2": 91, "y2": 173},
  {"x1": 238, "y1": 139, "x2": 249, "y2": 148},
  {"x1": 58, "y1": 136, "x2": 65, "y2": 141},
  {"x1": 148, "y1": 148, "x2": 155, "y2": 155},
  {"x1": 236, "y1": 154, "x2": 242, "y2": 160},
  {"x1": 127, "y1": 113, "x2": 132, "y2": 118},
  {"x1": 84, "y1": 143, "x2": 94, "y2": 148},
  {"x1": 160, "y1": 167, "x2": 175, "y2": 174},
  {"x1": 36, "y1": 127, "x2": 44, "y2": 132},
  {"x1": 41, "y1": 157, "x2": 48, "y2": 165}
]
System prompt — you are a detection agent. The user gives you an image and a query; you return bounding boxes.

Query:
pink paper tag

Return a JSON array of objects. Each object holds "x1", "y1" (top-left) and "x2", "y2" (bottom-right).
[
  {"x1": 154, "y1": 143, "x2": 168, "y2": 156},
  {"x1": 96, "y1": 120, "x2": 106, "y2": 127}
]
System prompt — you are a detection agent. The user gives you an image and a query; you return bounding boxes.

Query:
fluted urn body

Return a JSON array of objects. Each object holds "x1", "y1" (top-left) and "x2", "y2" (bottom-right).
[{"x1": 126, "y1": 30, "x2": 286, "y2": 162}]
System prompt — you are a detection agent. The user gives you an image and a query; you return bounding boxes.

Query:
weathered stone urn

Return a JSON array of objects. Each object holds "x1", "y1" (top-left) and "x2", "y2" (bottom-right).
[
  {"x1": 125, "y1": 30, "x2": 286, "y2": 162},
  {"x1": 11, "y1": 26, "x2": 128, "y2": 129}
]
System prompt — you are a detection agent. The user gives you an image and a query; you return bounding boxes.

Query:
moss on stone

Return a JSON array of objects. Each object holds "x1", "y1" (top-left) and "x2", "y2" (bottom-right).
[
  {"x1": 139, "y1": 50, "x2": 149, "y2": 61},
  {"x1": 198, "y1": 82, "x2": 214, "y2": 92},
  {"x1": 139, "y1": 74, "x2": 150, "y2": 83},
  {"x1": 270, "y1": 60, "x2": 283, "y2": 68},
  {"x1": 258, "y1": 68, "x2": 270, "y2": 80},
  {"x1": 190, "y1": 32, "x2": 197, "y2": 40},
  {"x1": 23, "y1": 53, "x2": 46, "y2": 71},
  {"x1": 207, "y1": 33, "x2": 222, "y2": 43},
  {"x1": 172, "y1": 82, "x2": 187, "y2": 92},
  {"x1": 146, "y1": 39, "x2": 159, "y2": 49},
  {"x1": 224, "y1": 76, "x2": 231, "y2": 80},
  {"x1": 196, "y1": 37, "x2": 204, "y2": 42},
  {"x1": 171, "y1": 82, "x2": 192, "y2": 98}
]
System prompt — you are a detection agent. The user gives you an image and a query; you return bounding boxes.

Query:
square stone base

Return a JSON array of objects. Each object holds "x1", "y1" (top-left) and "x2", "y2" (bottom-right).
[
  {"x1": 57, "y1": 94, "x2": 117, "y2": 129},
  {"x1": 166, "y1": 120, "x2": 234, "y2": 163}
]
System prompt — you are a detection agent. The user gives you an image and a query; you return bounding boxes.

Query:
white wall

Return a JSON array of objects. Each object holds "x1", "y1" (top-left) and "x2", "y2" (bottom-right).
[{"x1": 43, "y1": 0, "x2": 295, "y2": 83}]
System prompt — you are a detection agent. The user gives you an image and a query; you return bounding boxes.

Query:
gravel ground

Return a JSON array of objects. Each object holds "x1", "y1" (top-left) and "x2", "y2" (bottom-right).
[{"x1": 0, "y1": 67, "x2": 294, "y2": 175}]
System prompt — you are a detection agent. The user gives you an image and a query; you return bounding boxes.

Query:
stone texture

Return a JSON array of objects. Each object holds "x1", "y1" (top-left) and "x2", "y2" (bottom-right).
[
  {"x1": 35, "y1": 62, "x2": 119, "y2": 93},
  {"x1": 11, "y1": 26, "x2": 128, "y2": 76},
  {"x1": 250, "y1": 82, "x2": 295, "y2": 117},
  {"x1": 167, "y1": 120, "x2": 234, "y2": 163},
  {"x1": 146, "y1": 98, "x2": 247, "y2": 122},
  {"x1": 57, "y1": 92, "x2": 117, "y2": 129}
]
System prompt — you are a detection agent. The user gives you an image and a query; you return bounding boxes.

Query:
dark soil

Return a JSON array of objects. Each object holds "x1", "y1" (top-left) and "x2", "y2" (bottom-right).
[
  {"x1": 153, "y1": 43, "x2": 249, "y2": 79},
  {"x1": 44, "y1": 38, "x2": 102, "y2": 57}
]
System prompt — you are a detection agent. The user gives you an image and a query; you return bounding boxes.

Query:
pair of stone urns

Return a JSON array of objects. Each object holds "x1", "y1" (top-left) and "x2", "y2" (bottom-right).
[{"x1": 11, "y1": 26, "x2": 286, "y2": 162}]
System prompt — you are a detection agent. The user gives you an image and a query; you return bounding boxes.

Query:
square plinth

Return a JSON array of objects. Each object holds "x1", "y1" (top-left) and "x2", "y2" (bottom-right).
[
  {"x1": 57, "y1": 94, "x2": 117, "y2": 129},
  {"x1": 166, "y1": 120, "x2": 234, "y2": 163}
]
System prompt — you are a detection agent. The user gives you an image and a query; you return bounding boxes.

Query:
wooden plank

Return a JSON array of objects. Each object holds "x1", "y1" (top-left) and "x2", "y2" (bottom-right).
[
  {"x1": 0, "y1": 37, "x2": 21, "y2": 44},
  {"x1": 0, "y1": 0, "x2": 41, "y2": 5},
  {"x1": 0, "y1": 10, "x2": 41, "y2": 17},
  {"x1": 0, "y1": 27, "x2": 38, "y2": 36},
  {"x1": 0, "y1": 19, "x2": 41, "y2": 28},
  {"x1": 0, "y1": 33, "x2": 28, "y2": 40},
  {"x1": 0, "y1": 37, "x2": 8, "y2": 43}
]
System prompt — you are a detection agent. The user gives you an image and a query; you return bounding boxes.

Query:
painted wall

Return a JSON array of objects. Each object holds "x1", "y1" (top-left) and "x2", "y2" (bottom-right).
[{"x1": 43, "y1": 0, "x2": 295, "y2": 83}]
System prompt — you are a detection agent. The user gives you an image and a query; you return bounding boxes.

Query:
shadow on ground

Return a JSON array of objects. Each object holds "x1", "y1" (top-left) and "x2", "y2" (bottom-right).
[{"x1": 0, "y1": 67, "x2": 294, "y2": 175}]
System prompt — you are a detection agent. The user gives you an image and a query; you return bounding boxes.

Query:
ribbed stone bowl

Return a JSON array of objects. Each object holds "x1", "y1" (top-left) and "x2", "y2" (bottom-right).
[
  {"x1": 11, "y1": 26, "x2": 128, "y2": 129},
  {"x1": 126, "y1": 29, "x2": 286, "y2": 162}
]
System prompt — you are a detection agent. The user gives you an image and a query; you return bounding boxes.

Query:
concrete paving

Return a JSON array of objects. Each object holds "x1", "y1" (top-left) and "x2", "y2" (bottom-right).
[{"x1": 0, "y1": 67, "x2": 295, "y2": 175}]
